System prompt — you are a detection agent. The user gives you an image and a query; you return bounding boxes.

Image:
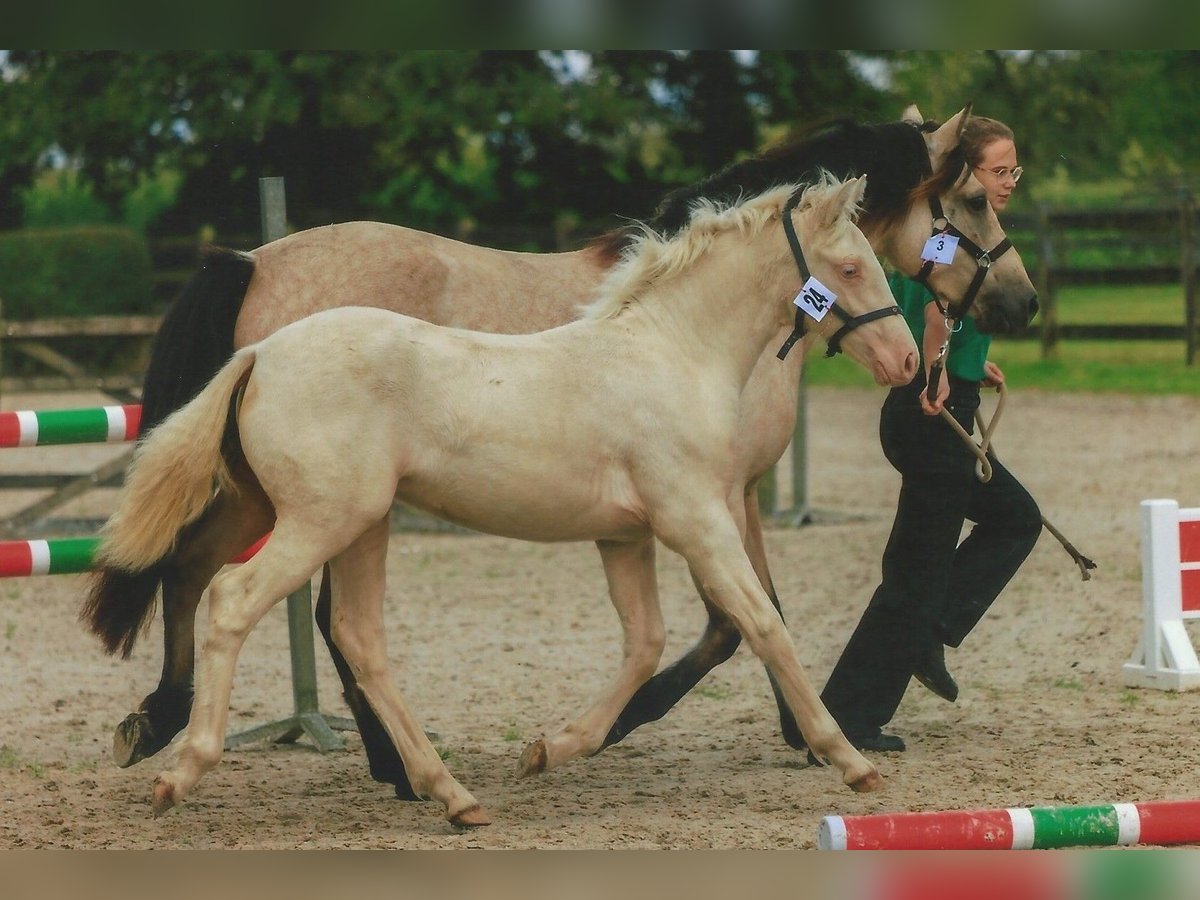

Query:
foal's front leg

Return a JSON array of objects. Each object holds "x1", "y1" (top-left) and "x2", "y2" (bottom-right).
[
  {"x1": 660, "y1": 503, "x2": 882, "y2": 793},
  {"x1": 519, "y1": 536, "x2": 666, "y2": 776}
]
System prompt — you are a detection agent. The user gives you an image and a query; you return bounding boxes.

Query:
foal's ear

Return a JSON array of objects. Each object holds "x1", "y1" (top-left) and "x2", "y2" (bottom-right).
[
  {"x1": 821, "y1": 176, "x2": 867, "y2": 228},
  {"x1": 843, "y1": 174, "x2": 868, "y2": 215},
  {"x1": 901, "y1": 104, "x2": 924, "y2": 125},
  {"x1": 926, "y1": 103, "x2": 973, "y2": 169}
]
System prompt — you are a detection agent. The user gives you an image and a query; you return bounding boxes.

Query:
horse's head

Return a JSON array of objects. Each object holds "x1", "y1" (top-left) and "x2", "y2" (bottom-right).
[
  {"x1": 792, "y1": 175, "x2": 918, "y2": 387},
  {"x1": 885, "y1": 105, "x2": 1039, "y2": 335}
]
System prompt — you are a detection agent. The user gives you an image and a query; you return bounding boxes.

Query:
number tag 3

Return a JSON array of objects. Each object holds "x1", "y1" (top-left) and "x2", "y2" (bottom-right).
[
  {"x1": 793, "y1": 277, "x2": 837, "y2": 321},
  {"x1": 921, "y1": 232, "x2": 960, "y2": 265}
]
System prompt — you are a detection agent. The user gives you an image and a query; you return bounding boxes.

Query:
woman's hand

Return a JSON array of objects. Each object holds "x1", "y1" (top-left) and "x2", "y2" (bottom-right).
[
  {"x1": 920, "y1": 366, "x2": 950, "y2": 415},
  {"x1": 981, "y1": 360, "x2": 1005, "y2": 389}
]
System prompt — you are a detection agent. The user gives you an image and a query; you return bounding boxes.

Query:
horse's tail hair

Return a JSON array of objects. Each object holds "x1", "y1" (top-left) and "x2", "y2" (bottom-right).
[
  {"x1": 140, "y1": 246, "x2": 255, "y2": 432},
  {"x1": 81, "y1": 349, "x2": 257, "y2": 657}
]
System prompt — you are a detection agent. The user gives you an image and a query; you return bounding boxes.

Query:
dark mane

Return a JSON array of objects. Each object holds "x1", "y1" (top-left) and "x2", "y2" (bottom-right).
[{"x1": 591, "y1": 118, "x2": 955, "y2": 263}]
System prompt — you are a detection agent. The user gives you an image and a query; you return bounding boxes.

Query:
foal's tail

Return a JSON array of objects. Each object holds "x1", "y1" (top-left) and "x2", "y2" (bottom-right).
[{"x1": 81, "y1": 349, "x2": 257, "y2": 657}]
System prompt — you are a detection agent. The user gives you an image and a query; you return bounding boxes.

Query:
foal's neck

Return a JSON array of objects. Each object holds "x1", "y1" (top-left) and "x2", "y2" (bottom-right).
[{"x1": 628, "y1": 224, "x2": 800, "y2": 382}]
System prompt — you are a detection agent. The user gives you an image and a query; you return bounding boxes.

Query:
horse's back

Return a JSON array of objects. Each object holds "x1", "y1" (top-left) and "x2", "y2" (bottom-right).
[{"x1": 236, "y1": 221, "x2": 607, "y2": 347}]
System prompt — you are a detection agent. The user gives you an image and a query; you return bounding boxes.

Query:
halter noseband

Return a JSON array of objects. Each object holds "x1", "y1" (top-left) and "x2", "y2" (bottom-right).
[{"x1": 775, "y1": 189, "x2": 903, "y2": 361}]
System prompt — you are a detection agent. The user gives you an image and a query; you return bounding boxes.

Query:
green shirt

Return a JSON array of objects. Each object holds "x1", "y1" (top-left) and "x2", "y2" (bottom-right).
[{"x1": 888, "y1": 271, "x2": 990, "y2": 382}]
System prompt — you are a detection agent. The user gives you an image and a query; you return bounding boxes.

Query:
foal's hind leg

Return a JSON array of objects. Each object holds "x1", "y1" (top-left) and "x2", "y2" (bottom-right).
[
  {"x1": 151, "y1": 519, "x2": 335, "y2": 814},
  {"x1": 519, "y1": 537, "x2": 665, "y2": 776},
  {"x1": 114, "y1": 484, "x2": 275, "y2": 767},
  {"x1": 602, "y1": 484, "x2": 805, "y2": 749},
  {"x1": 314, "y1": 569, "x2": 419, "y2": 800},
  {"x1": 326, "y1": 520, "x2": 487, "y2": 825}
]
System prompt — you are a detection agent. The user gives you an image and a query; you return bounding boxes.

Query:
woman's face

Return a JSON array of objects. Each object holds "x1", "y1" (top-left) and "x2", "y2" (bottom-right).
[{"x1": 973, "y1": 138, "x2": 1019, "y2": 212}]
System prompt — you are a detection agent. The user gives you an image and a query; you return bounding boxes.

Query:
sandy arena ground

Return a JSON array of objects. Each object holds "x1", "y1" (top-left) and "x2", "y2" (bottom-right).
[{"x1": 1, "y1": 385, "x2": 1198, "y2": 849}]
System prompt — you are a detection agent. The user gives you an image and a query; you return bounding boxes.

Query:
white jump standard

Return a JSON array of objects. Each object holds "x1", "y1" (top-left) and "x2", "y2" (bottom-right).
[{"x1": 1123, "y1": 499, "x2": 1200, "y2": 691}]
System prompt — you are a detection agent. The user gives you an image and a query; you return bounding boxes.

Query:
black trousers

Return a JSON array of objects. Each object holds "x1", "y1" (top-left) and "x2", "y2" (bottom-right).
[{"x1": 820, "y1": 374, "x2": 1042, "y2": 738}]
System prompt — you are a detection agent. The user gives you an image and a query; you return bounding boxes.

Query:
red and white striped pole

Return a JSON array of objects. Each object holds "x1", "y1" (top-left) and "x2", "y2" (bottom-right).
[{"x1": 819, "y1": 798, "x2": 1200, "y2": 850}]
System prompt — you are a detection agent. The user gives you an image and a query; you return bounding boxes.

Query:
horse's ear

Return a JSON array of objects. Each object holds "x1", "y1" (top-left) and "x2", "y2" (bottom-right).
[
  {"x1": 820, "y1": 176, "x2": 866, "y2": 228},
  {"x1": 844, "y1": 174, "x2": 868, "y2": 215},
  {"x1": 927, "y1": 103, "x2": 973, "y2": 168},
  {"x1": 901, "y1": 104, "x2": 923, "y2": 125}
]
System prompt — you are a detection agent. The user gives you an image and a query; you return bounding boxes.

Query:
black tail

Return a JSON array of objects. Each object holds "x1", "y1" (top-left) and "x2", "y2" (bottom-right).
[
  {"x1": 78, "y1": 247, "x2": 254, "y2": 658},
  {"x1": 82, "y1": 563, "x2": 170, "y2": 659},
  {"x1": 140, "y1": 246, "x2": 255, "y2": 431}
]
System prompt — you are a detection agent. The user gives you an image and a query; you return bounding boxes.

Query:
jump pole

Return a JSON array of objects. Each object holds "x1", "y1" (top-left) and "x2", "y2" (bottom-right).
[
  {"x1": 1, "y1": 404, "x2": 141, "y2": 447},
  {"x1": 219, "y1": 176, "x2": 355, "y2": 752},
  {"x1": 818, "y1": 799, "x2": 1200, "y2": 850},
  {"x1": 0, "y1": 534, "x2": 268, "y2": 578}
]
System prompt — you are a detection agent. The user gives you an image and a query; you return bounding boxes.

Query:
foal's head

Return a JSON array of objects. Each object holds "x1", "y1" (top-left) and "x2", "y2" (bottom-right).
[{"x1": 788, "y1": 175, "x2": 918, "y2": 386}]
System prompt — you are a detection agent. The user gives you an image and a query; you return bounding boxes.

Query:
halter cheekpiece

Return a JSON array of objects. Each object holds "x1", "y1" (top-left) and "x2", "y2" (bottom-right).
[{"x1": 775, "y1": 188, "x2": 903, "y2": 361}]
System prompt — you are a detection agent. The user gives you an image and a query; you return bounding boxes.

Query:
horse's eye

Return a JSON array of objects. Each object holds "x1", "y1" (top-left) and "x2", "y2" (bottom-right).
[
  {"x1": 840, "y1": 264, "x2": 858, "y2": 279},
  {"x1": 967, "y1": 195, "x2": 988, "y2": 213}
]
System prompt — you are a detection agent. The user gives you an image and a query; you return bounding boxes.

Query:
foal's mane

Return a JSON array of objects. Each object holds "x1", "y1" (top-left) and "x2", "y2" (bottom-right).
[
  {"x1": 591, "y1": 117, "x2": 958, "y2": 264},
  {"x1": 583, "y1": 175, "x2": 854, "y2": 321}
]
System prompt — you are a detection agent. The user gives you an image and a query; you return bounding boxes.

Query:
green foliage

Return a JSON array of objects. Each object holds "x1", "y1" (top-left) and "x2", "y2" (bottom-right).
[
  {"x1": 20, "y1": 170, "x2": 109, "y2": 228},
  {"x1": 0, "y1": 226, "x2": 154, "y2": 320},
  {"x1": 120, "y1": 170, "x2": 183, "y2": 233}
]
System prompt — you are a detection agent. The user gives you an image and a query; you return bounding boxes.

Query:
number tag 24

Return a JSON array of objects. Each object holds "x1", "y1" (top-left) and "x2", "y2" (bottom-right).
[{"x1": 793, "y1": 276, "x2": 837, "y2": 321}]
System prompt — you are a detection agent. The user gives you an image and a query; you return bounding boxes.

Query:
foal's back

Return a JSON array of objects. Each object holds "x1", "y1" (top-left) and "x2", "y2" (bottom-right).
[{"x1": 239, "y1": 307, "x2": 672, "y2": 544}]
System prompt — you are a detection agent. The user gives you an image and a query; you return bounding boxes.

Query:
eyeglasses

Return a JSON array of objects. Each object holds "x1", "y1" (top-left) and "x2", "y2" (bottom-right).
[{"x1": 975, "y1": 165, "x2": 1024, "y2": 184}]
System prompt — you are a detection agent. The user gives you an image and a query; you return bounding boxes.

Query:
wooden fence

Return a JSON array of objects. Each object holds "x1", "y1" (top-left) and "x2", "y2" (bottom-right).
[{"x1": 1002, "y1": 196, "x2": 1199, "y2": 364}]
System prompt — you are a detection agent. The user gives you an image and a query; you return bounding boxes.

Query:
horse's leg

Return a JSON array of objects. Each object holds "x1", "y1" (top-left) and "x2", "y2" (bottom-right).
[
  {"x1": 519, "y1": 537, "x2": 665, "y2": 776},
  {"x1": 151, "y1": 518, "x2": 338, "y2": 814},
  {"x1": 113, "y1": 484, "x2": 275, "y2": 767},
  {"x1": 739, "y1": 485, "x2": 805, "y2": 749},
  {"x1": 327, "y1": 519, "x2": 487, "y2": 825},
  {"x1": 313, "y1": 567, "x2": 419, "y2": 800},
  {"x1": 601, "y1": 482, "x2": 806, "y2": 750},
  {"x1": 658, "y1": 501, "x2": 882, "y2": 792}
]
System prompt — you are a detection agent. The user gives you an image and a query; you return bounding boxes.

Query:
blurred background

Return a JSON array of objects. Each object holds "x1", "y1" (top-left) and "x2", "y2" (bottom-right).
[{"x1": 0, "y1": 50, "x2": 1197, "y2": 390}]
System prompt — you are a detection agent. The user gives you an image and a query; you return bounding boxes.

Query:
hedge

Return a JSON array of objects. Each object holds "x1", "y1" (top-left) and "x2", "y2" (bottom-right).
[{"x1": 0, "y1": 226, "x2": 154, "y2": 320}]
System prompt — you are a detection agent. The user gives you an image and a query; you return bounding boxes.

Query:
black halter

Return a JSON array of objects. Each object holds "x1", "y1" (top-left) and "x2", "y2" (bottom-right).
[
  {"x1": 775, "y1": 189, "x2": 903, "y2": 362},
  {"x1": 912, "y1": 183, "x2": 1013, "y2": 322}
]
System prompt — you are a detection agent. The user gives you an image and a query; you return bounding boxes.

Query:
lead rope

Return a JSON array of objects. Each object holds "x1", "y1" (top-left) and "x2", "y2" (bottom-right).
[{"x1": 937, "y1": 382, "x2": 1098, "y2": 581}]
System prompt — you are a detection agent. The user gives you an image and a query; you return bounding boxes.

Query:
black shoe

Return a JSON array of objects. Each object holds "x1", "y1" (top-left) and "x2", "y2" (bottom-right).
[
  {"x1": 806, "y1": 731, "x2": 905, "y2": 766},
  {"x1": 913, "y1": 642, "x2": 959, "y2": 703}
]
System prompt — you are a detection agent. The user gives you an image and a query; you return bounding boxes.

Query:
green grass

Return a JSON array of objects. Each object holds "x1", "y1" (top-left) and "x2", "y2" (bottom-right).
[{"x1": 806, "y1": 283, "x2": 1196, "y2": 395}]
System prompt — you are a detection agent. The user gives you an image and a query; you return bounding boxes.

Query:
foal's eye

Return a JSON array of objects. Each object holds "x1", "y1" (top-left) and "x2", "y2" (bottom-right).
[
  {"x1": 840, "y1": 263, "x2": 858, "y2": 279},
  {"x1": 966, "y1": 195, "x2": 989, "y2": 213}
]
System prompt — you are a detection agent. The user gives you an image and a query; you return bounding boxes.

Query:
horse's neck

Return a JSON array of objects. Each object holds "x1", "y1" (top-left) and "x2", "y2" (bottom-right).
[{"x1": 627, "y1": 233, "x2": 796, "y2": 382}]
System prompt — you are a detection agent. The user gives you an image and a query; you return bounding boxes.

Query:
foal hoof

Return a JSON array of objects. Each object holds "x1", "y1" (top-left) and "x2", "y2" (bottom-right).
[
  {"x1": 516, "y1": 739, "x2": 548, "y2": 777},
  {"x1": 151, "y1": 776, "x2": 178, "y2": 817},
  {"x1": 847, "y1": 769, "x2": 886, "y2": 793},
  {"x1": 449, "y1": 804, "x2": 492, "y2": 828},
  {"x1": 113, "y1": 713, "x2": 153, "y2": 768}
]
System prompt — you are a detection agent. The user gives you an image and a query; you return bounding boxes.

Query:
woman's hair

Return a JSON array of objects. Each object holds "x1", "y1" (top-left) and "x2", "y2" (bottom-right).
[{"x1": 959, "y1": 116, "x2": 1015, "y2": 167}]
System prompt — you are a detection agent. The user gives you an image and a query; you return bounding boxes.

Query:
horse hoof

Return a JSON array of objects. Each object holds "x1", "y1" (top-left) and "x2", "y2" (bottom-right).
[
  {"x1": 516, "y1": 739, "x2": 548, "y2": 777},
  {"x1": 847, "y1": 769, "x2": 886, "y2": 793},
  {"x1": 151, "y1": 776, "x2": 178, "y2": 816},
  {"x1": 113, "y1": 713, "x2": 151, "y2": 768},
  {"x1": 449, "y1": 804, "x2": 492, "y2": 828}
]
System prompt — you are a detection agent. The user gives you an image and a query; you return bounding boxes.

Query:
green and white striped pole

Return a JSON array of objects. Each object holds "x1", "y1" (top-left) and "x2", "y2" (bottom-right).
[{"x1": 0, "y1": 405, "x2": 141, "y2": 448}]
